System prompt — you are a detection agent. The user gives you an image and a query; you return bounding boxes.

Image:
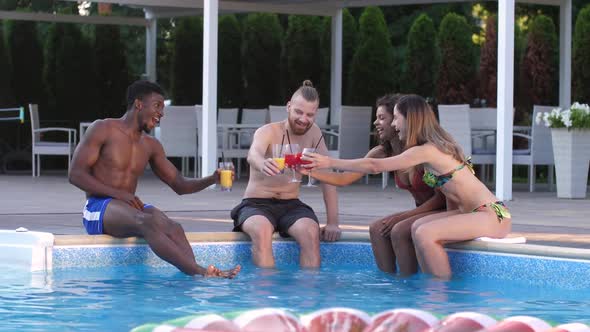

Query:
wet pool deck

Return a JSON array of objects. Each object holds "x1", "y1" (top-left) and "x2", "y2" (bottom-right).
[{"x1": 0, "y1": 172, "x2": 589, "y2": 249}]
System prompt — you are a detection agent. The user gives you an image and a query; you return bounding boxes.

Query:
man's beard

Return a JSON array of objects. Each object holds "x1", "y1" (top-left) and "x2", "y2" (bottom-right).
[{"x1": 289, "y1": 118, "x2": 312, "y2": 135}]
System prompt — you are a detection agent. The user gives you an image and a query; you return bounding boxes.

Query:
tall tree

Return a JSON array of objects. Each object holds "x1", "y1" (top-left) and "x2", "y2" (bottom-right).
[
  {"x1": 242, "y1": 13, "x2": 283, "y2": 107},
  {"x1": 519, "y1": 14, "x2": 558, "y2": 122},
  {"x1": 348, "y1": 7, "x2": 395, "y2": 106},
  {"x1": 95, "y1": 25, "x2": 129, "y2": 118},
  {"x1": 281, "y1": 15, "x2": 323, "y2": 96},
  {"x1": 218, "y1": 15, "x2": 242, "y2": 108},
  {"x1": 405, "y1": 13, "x2": 438, "y2": 98},
  {"x1": 436, "y1": 13, "x2": 477, "y2": 104},
  {"x1": 171, "y1": 17, "x2": 203, "y2": 105},
  {"x1": 573, "y1": 5, "x2": 590, "y2": 103},
  {"x1": 478, "y1": 15, "x2": 497, "y2": 107}
]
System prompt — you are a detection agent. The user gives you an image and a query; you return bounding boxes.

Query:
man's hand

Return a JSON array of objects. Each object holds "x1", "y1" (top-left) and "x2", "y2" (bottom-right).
[
  {"x1": 212, "y1": 167, "x2": 234, "y2": 184},
  {"x1": 262, "y1": 158, "x2": 282, "y2": 176},
  {"x1": 321, "y1": 224, "x2": 342, "y2": 242},
  {"x1": 115, "y1": 191, "x2": 144, "y2": 211},
  {"x1": 203, "y1": 264, "x2": 241, "y2": 279},
  {"x1": 379, "y1": 214, "x2": 403, "y2": 237}
]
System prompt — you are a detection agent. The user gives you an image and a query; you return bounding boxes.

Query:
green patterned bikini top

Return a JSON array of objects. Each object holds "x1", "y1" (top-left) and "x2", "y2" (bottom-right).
[{"x1": 422, "y1": 157, "x2": 475, "y2": 188}]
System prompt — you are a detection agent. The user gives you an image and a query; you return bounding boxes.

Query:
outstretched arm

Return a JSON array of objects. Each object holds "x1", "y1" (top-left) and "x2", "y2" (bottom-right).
[
  {"x1": 305, "y1": 145, "x2": 387, "y2": 186},
  {"x1": 148, "y1": 139, "x2": 218, "y2": 195},
  {"x1": 304, "y1": 145, "x2": 432, "y2": 174},
  {"x1": 69, "y1": 121, "x2": 144, "y2": 210}
]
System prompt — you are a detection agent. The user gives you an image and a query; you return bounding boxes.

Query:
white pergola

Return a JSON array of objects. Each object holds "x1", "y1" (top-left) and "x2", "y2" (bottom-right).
[{"x1": 0, "y1": 0, "x2": 573, "y2": 200}]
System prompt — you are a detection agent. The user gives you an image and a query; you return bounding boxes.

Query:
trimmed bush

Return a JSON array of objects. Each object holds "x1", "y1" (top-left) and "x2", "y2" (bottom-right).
[
  {"x1": 282, "y1": 15, "x2": 323, "y2": 98},
  {"x1": 348, "y1": 7, "x2": 395, "y2": 106},
  {"x1": 218, "y1": 15, "x2": 242, "y2": 108},
  {"x1": 242, "y1": 13, "x2": 283, "y2": 107},
  {"x1": 519, "y1": 14, "x2": 558, "y2": 116},
  {"x1": 171, "y1": 17, "x2": 203, "y2": 105},
  {"x1": 405, "y1": 13, "x2": 438, "y2": 99},
  {"x1": 436, "y1": 13, "x2": 476, "y2": 104},
  {"x1": 478, "y1": 15, "x2": 497, "y2": 107},
  {"x1": 573, "y1": 5, "x2": 590, "y2": 103},
  {"x1": 95, "y1": 25, "x2": 129, "y2": 118}
]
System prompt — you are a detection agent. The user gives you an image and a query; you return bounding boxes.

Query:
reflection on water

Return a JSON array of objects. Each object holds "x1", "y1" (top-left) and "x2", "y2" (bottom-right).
[{"x1": 0, "y1": 263, "x2": 589, "y2": 332}]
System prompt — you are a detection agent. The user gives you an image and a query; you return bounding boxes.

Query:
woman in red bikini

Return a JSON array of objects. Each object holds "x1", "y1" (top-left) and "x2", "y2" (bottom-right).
[
  {"x1": 303, "y1": 94, "x2": 511, "y2": 279},
  {"x1": 300, "y1": 94, "x2": 447, "y2": 275}
]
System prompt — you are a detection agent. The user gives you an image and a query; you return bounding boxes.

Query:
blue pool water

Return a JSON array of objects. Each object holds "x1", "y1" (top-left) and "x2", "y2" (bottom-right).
[{"x1": 1, "y1": 242, "x2": 590, "y2": 331}]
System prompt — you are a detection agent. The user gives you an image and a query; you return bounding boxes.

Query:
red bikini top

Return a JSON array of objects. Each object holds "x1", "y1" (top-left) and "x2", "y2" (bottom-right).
[{"x1": 394, "y1": 168, "x2": 433, "y2": 194}]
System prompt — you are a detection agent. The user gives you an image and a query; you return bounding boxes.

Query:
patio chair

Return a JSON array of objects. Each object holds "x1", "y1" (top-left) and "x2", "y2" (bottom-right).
[
  {"x1": 512, "y1": 105, "x2": 556, "y2": 192},
  {"x1": 438, "y1": 104, "x2": 495, "y2": 181},
  {"x1": 218, "y1": 107, "x2": 247, "y2": 178},
  {"x1": 326, "y1": 106, "x2": 383, "y2": 186},
  {"x1": 156, "y1": 105, "x2": 199, "y2": 177},
  {"x1": 316, "y1": 107, "x2": 329, "y2": 128},
  {"x1": 218, "y1": 108, "x2": 239, "y2": 149},
  {"x1": 269, "y1": 105, "x2": 288, "y2": 123},
  {"x1": 29, "y1": 104, "x2": 77, "y2": 177},
  {"x1": 239, "y1": 108, "x2": 269, "y2": 148}
]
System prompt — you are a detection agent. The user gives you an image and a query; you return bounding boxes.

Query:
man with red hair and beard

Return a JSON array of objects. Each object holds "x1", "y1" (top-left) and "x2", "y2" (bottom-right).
[{"x1": 231, "y1": 80, "x2": 341, "y2": 268}]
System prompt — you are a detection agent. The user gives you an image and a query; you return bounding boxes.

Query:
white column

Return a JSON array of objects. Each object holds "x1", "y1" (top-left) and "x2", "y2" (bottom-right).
[
  {"x1": 144, "y1": 10, "x2": 157, "y2": 82},
  {"x1": 330, "y1": 9, "x2": 343, "y2": 125},
  {"x1": 559, "y1": 0, "x2": 572, "y2": 108},
  {"x1": 495, "y1": 0, "x2": 515, "y2": 201},
  {"x1": 201, "y1": 0, "x2": 219, "y2": 178}
]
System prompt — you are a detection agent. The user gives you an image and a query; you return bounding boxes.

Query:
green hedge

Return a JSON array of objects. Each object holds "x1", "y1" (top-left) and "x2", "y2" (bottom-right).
[
  {"x1": 0, "y1": 23, "x2": 14, "y2": 107},
  {"x1": 405, "y1": 13, "x2": 438, "y2": 99},
  {"x1": 348, "y1": 7, "x2": 395, "y2": 106},
  {"x1": 519, "y1": 14, "x2": 557, "y2": 112},
  {"x1": 218, "y1": 15, "x2": 242, "y2": 108},
  {"x1": 573, "y1": 5, "x2": 590, "y2": 103},
  {"x1": 44, "y1": 23, "x2": 97, "y2": 122},
  {"x1": 171, "y1": 17, "x2": 203, "y2": 105},
  {"x1": 95, "y1": 25, "x2": 129, "y2": 118},
  {"x1": 436, "y1": 13, "x2": 476, "y2": 104},
  {"x1": 242, "y1": 13, "x2": 283, "y2": 107},
  {"x1": 8, "y1": 20, "x2": 45, "y2": 108},
  {"x1": 282, "y1": 15, "x2": 323, "y2": 98},
  {"x1": 478, "y1": 15, "x2": 497, "y2": 107}
]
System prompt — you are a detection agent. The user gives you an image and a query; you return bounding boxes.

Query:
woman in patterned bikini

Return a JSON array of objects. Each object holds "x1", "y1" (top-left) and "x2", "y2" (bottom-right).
[
  {"x1": 303, "y1": 94, "x2": 511, "y2": 279},
  {"x1": 300, "y1": 94, "x2": 446, "y2": 275}
]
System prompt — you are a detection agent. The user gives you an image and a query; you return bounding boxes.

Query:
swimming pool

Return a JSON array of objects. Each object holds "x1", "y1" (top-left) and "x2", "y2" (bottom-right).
[{"x1": 1, "y1": 232, "x2": 590, "y2": 331}]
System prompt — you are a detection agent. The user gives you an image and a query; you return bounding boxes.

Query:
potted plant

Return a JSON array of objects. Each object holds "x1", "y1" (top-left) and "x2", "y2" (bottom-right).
[{"x1": 536, "y1": 102, "x2": 590, "y2": 198}]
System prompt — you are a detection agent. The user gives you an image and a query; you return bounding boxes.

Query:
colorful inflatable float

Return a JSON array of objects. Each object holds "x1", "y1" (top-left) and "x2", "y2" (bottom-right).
[{"x1": 131, "y1": 307, "x2": 590, "y2": 332}]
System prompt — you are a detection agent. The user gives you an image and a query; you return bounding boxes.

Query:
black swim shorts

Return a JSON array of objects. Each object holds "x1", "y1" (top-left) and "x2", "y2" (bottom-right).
[{"x1": 231, "y1": 198, "x2": 319, "y2": 237}]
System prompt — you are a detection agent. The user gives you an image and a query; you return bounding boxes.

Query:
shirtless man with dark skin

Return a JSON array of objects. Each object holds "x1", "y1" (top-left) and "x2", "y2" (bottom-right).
[{"x1": 69, "y1": 80, "x2": 240, "y2": 278}]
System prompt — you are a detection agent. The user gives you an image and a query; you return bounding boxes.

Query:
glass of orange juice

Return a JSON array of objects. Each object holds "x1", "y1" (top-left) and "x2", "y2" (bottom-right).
[
  {"x1": 218, "y1": 162, "x2": 234, "y2": 192},
  {"x1": 272, "y1": 144, "x2": 286, "y2": 174}
]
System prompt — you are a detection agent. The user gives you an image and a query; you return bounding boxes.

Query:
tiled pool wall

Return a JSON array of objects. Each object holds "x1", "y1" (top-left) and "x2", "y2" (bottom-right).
[{"x1": 53, "y1": 242, "x2": 590, "y2": 289}]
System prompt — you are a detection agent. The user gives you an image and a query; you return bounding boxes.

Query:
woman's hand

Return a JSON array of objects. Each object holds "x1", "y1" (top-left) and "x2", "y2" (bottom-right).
[{"x1": 301, "y1": 152, "x2": 332, "y2": 170}]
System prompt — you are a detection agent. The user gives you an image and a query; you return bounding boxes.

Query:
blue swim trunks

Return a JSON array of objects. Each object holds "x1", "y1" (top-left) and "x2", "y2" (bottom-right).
[{"x1": 82, "y1": 196, "x2": 153, "y2": 235}]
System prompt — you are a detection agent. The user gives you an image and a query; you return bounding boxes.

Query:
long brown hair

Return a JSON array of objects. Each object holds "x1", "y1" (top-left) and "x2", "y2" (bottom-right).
[
  {"x1": 396, "y1": 94, "x2": 465, "y2": 162},
  {"x1": 375, "y1": 93, "x2": 403, "y2": 156}
]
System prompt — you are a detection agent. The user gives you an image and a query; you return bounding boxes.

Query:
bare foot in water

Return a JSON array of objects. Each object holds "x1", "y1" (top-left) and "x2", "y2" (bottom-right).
[{"x1": 204, "y1": 265, "x2": 241, "y2": 279}]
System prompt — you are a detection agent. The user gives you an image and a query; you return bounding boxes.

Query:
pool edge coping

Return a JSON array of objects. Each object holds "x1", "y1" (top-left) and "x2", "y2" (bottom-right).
[{"x1": 53, "y1": 232, "x2": 590, "y2": 260}]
